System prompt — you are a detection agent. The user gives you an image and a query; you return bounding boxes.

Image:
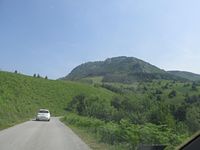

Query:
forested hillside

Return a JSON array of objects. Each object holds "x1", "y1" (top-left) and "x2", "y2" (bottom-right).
[
  {"x1": 168, "y1": 71, "x2": 200, "y2": 81},
  {"x1": 63, "y1": 56, "x2": 187, "y2": 83}
]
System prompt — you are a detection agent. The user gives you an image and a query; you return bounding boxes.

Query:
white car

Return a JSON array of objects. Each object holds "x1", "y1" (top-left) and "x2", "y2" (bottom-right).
[{"x1": 36, "y1": 109, "x2": 50, "y2": 121}]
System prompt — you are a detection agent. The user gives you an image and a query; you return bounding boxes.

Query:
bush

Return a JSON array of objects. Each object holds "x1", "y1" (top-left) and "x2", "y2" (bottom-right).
[
  {"x1": 168, "y1": 90, "x2": 177, "y2": 98},
  {"x1": 62, "y1": 113, "x2": 104, "y2": 129},
  {"x1": 98, "y1": 122, "x2": 121, "y2": 144}
]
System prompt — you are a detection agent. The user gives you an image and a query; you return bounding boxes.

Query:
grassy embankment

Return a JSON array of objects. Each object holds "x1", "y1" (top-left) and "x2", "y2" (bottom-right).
[{"x1": 0, "y1": 71, "x2": 115, "y2": 130}]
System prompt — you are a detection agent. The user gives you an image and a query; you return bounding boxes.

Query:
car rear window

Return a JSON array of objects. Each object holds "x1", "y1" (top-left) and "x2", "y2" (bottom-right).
[{"x1": 39, "y1": 110, "x2": 49, "y2": 113}]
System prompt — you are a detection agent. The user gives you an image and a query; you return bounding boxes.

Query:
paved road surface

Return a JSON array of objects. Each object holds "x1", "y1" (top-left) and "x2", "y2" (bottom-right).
[{"x1": 0, "y1": 117, "x2": 90, "y2": 150}]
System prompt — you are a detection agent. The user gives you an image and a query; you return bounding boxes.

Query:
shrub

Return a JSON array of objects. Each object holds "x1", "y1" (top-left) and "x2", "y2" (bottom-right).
[
  {"x1": 168, "y1": 90, "x2": 176, "y2": 98},
  {"x1": 98, "y1": 122, "x2": 121, "y2": 144},
  {"x1": 62, "y1": 113, "x2": 104, "y2": 129}
]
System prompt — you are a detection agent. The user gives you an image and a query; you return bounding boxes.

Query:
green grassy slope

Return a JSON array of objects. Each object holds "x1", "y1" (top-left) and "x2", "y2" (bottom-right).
[{"x1": 0, "y1": 71, "x2": 115, "y2": 129}]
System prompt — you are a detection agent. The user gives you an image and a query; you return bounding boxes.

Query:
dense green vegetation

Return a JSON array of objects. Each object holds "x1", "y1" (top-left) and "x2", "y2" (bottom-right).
[
  {"x1": 63, "y1": 79, "x2": 200, "y2": 149},
  {"x1": 0, "y1": 71, "x2": 115, "y2": 129}
]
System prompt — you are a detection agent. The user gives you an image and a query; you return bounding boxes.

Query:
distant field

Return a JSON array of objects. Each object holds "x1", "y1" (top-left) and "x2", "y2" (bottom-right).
[{"x1": 79, "y1": 76, "x2": 103, "y2": 84}]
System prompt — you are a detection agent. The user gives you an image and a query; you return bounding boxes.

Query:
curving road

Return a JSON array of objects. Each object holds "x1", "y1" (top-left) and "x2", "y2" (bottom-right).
[{"x1": 0, "y1": 117, "x2": 90, "y2": 150}]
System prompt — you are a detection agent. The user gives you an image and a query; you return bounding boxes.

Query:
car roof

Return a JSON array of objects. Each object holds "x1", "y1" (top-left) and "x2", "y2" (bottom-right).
[{"x1": 39, "y1": 109, "x2": 49, "y2": 111}]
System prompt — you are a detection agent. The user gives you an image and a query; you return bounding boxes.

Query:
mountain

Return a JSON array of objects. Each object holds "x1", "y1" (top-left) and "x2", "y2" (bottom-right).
[
  {"x1": 168, "y1": 71, "x2": 200, "y2": 81},
  {"x1": 63, "y1": 56, "x2": 186, "y2": 83},
  {"x1": 0, "y1": 71, "x2": 114, "y2": 129}
]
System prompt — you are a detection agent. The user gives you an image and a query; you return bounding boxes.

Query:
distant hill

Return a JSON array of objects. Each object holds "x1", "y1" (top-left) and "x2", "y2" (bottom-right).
[
  {"x1": 168, "y1": 71, "x2": 200, "y2": 81},
  {"x1": 63, "y1": 56, "x2": 186, "y2": 83}
]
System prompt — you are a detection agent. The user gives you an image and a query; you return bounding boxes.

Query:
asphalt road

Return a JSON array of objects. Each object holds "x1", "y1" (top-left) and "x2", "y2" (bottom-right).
[{"x1": 0, "y1": 117, "x2": 91, "y2": 150}]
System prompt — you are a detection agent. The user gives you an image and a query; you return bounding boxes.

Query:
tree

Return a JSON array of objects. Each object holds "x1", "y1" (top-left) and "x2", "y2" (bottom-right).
[
  {"x1": 14, "y1": 70, "x2": 18, "y2": 74},
  {"x1": 45, "y1": 76, "x2": 48, "y2": 79},
  {"x1": 111, "y1": 97, "x2": 121, "y2": 111},
  {"x1": 66, "y1": 94, "x2": 86, "y2": 115},
  {"x1": 37, "y1": 74, "x2": 40, "y2": 78},
  {"x1": 185, "y1": 95, "x2": 199, "y2": 104},
  {"x1": 162, "y1": 83, "x2": 169, "y2": 89},
  {"x1": 191, "y1": 82, "x2": 198, "y2": 91},
  {"x1": 156, "y1": 95, "x2": 161, "y2": 101},
  {"x1": 33, "y1": 74, "x2": 36, "y2": 77},
  {"x1": 121, "y1": 98, "x2": 136, "y2": 113},
  {"x1": 168, "y1": 90, "x2": 176, "y2": 98},
  {"x1": 148, "y1": 102, "x2": 173, "y2": 125},
  {"x1": 186, "y1": 106, "x2": 200, "y2": 132},
  {"x1": 171, "y1": 104, "x2": 186, "y2": 121}
]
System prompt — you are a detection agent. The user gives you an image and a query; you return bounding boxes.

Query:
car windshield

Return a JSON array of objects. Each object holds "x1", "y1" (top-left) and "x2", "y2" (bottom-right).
[
  {"x1": 39, "y1": 110, "x2": 49, "y2": 113},
  {"x1": 1, "y1": 1, "x2": 200, "y2": 150}
]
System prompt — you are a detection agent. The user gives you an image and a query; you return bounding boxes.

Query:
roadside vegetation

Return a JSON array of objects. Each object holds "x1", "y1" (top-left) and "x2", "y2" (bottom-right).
[{"x1": 62, "y1": 113, "x2": 187, "y2": 150}]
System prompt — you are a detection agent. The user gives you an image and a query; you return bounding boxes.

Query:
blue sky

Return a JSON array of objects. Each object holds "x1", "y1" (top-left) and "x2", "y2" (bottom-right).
[{"x1": 0, "y1": 0, "x2": 200, "y2": 79}]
